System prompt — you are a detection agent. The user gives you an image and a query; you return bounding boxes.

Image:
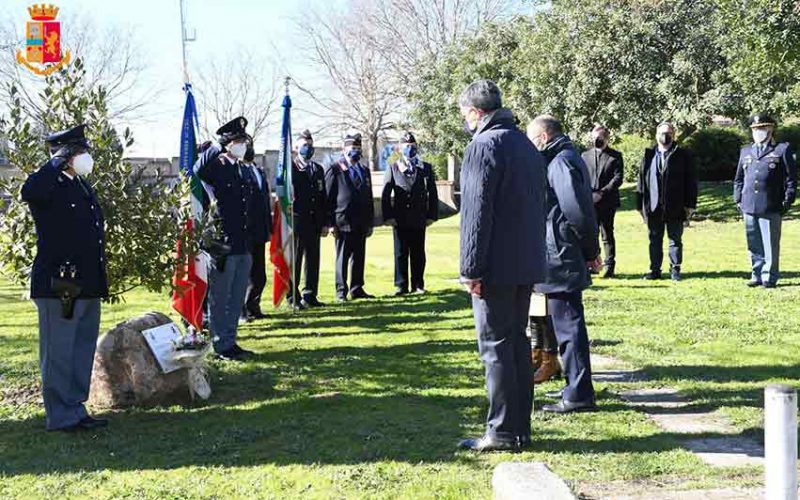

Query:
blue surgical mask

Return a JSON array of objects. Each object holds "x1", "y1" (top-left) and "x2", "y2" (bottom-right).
[
  {"x1": 403, "y1": 145, "x2": 418, "y2": 159},
  {"x1": 347, "y1": 149, "x2": 362, "y2": 163},
  {"x1": 299, "y1": 144, "x2": 315, "y2": 160}
]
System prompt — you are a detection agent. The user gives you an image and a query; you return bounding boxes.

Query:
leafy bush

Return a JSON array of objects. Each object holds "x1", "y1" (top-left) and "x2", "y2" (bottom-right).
[
  {"x1": 775, "y1": 124, "x2": 800, "y2": 152},
  {"x1": 612, "y1": 134, "x2": 651, "y2": 183},
  {"x1": 683, "y1": 127, "x2": 747, "y2": 181}
]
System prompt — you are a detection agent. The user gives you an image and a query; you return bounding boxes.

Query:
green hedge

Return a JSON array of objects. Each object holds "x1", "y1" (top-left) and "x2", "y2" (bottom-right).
[
  {"x1": 612, "y1": 134, "x2": 651, "y2": 183},
  {"x1": 683, "y1": 127, "x2": 747, "y2": 182}
]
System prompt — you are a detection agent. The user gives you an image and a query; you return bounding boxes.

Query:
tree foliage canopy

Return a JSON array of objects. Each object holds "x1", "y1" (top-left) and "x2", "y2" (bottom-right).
[{"x1": 410, "y1": 0, "x2": 800, "y2": 155}]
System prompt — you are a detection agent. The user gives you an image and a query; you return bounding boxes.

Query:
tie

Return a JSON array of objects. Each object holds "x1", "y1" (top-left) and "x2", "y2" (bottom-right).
[
  {"x1": 350, "y1": 166, "x2": 363, "y2": 189},
  {"x1": 649, "y1": 153, "x2": 661, "y2": 213}
]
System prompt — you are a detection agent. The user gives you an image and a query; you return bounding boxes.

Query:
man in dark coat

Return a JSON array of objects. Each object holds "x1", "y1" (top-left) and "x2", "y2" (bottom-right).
[
  {"x1": 528, "y1": 115, "x2": 602, "y2": 414},
  {"x1": 289, "y1": 129, "x2": 329, "y2": 308},
  {"x1": 381, "y1": 131, "x2": 439, "y2": 295},
  {"x1": 325, "y1": 133, "x2": 375, "y2": 301},
  {"x1": 240, "y1": 144, "x2": 272, "y2": 321},
  {"x1": 457, "y1": 80, "x2": 547, "y2": 452},
  {"x1": 734, "y1": 113, "x2": 797, "y2": 288},
  {"x1": 581, "y1": 124, "x2": 623, "y2": 278},
  {"x1": 194, "y1": 117, "x2": 255, "y2": 361},
  {"x1": 22, "y1": 124, "x2": 109, "y2": 432},
  {"x1": 636, "y1": 121, "x2": 698, "y2": 281}
]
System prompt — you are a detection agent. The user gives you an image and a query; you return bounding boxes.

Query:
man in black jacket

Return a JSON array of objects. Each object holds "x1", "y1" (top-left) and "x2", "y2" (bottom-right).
[
  {"x1": 581, "y1": 124, "x2": 623, "y2": 278},
  {"x1": 241, "y1": 144, "x2": 272, "y2": 321},
  {"x1": 325, "y1": 133, "x2": 375, "y2": 302},
  {"x1": 528, "y1": 115, "x2": 602, "y2": 414},
  {"x1": 457, "y1": 80, "x2": 547, "y2": 452},
  {"x1": 289, "y1": 130, "x2": 329, "y2": 308},
  {"x1": 636, "y1": 122, "x2": 698, "y2": 281},
  {"x1": 381, "y1": 131, "x2": 439, "y2": 296},
  {"x1": 22, "y1": 124, "x2": 109, "y2": 432}
]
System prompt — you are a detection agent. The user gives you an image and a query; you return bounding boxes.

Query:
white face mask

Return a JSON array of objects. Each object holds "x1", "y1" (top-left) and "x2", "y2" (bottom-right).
[
  {"x1": 228, "y1": 142, "x2": 247, "y2": 160},
  {"x1": 753, "y1": 129, "x2": 770, "y2": 144},
  {"x1": 71, "y1": 153, "x2": 94, "y2": 176}
]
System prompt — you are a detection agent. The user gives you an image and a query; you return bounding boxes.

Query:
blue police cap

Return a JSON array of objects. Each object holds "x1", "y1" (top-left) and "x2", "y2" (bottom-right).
[
  {"x1": 45, "y1": 124, "x2": 91, "y2": 150},
  {"x1": 749, "y1": 113, "x2": 777, "y2": 128},
  {"x1": 216, "y1": 116, "x2": 249, "y2": 144}
]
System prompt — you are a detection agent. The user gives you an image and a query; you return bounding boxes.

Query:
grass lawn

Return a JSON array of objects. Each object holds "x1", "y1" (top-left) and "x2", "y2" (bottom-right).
[{"x1": 1, "y1": 182, "x2": 799, "y2": 499}]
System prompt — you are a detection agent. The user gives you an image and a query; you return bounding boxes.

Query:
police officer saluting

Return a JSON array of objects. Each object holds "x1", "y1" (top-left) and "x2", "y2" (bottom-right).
[
  {"x1": 22, "y1": 124, "x2": 109, "y2": 432},
  {"x1": 381, "y1": 132, "x2": 439, "y2": 295},
  {"x1": 194, "y1": 117, "x2": 255, "y2": 361},
  {"x1": 734, "y1": 114, "x2": 797, "y2": 288},
  {"x1": 288, "y1": 130, "x2": 328, "y2": 309},
  {"x1": 325, "y1": 133, "x2": 375, "y2": 302}
]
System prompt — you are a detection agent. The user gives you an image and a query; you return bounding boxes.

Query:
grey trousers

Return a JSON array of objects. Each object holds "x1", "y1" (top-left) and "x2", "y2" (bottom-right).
[
  {"x1": 208, "y1": 253, "x2": 252, "y2": 353},
  {"x1": 745, "y1": 212, "x2": 782, "y2": 285},
  {"x1": 34, "y1": 298, "x2": 101, "y2": 430}
]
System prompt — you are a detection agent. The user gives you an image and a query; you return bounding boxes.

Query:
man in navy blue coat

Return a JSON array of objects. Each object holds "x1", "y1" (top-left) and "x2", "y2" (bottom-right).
[
  {"x1": 457, "y1": 80, "x2": 547, "y2": 452},
  {"x1": 22, "y1": 124, "x2": 109, "y2": 432},
  {"x1": 528, "y1": 115, "x2": 602, "y2": 414},
  {"x1": 241, "y1": 144, "x2": 272, "y2": 321},
  {"x1": 734, "y1": 114, "x2": 797, "y2": 288},
  {"x1": 325, "y1": 133, "x2": 375, "y2": 302}
]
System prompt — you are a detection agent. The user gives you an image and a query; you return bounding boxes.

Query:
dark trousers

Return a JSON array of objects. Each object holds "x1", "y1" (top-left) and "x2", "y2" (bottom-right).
[
  {"x1": 547, "y1": 291, "x2": 595, "y2": 403},
  {"x1": 472, "y1": 284, "x2": 534, "y2": 442},
  {"x1": 647, "y1": 211, "x2": 684, "y2": 273},
  {"x1": 243, "y1": 241, "x2": 266, "y2": 316},
  {"x1": 335, "y1": 230, "x2": 367, "y2": 298},
  {"x1": 291, "y1": 228, "x2": 322, "y2": 302},
  {"x1": 393, "y1": 226, "x2": 426, "y2": 292},
  {"x1": 596, "y1": 207, "x2": 617, "y2": 267},
  {"x1": 34, "y1": 298, "x2": 101, "y2": 430}
]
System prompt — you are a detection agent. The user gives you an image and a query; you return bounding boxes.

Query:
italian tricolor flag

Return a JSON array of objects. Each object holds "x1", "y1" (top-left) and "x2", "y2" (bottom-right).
[
  {"x1": 172, "y1": 84, "x2": 208, "y2": 330},
  {"x1": 270, "y1": 92, "x2": 294, "y2": 306}
]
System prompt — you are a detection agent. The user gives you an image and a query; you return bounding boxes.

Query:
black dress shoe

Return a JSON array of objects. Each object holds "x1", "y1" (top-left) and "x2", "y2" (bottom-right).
[
  {"x1": 458, "y1": 435, "x2": 519, "y2": 452},
  {"x1": 518, "y1": 435, "x2": 532, "y2": 449},
  {"x1": 746, "y1": 280, "x2": 762, "y2": 288},
  {"x1": 542, "y1": 399, "x2": 598, "y2": 414},
  {"x1": 670, "y1": 269, "x2": 682, "y2": 282},
  {"x1": 351, "y1": 290, "x2": 375, "y2": 300},
  {"x1": 248, "y1": 311, "x2": 268, "y2": 319},
  {"x1": 78, "y1": 416, "x2": 108, "y2": 429},
  {"x1": 642, "y1": 271, "x2": 662, "y2": 280},
  {"x1": 303, "y1": 297, "x2": 326, "y2": 308},
  {"x1": 394, "y1": 289, "x2": 409, "y2": 296},
  {"x1": 232, "y1": 344, "x2": 255, "y2": 357},
  {"x1": 763, "y1": 282, "x2": 777, "y2": 289},
  {"x1": 215, "y1": 348, "x2": 244, "y2": 362},
  {"x1": 602, "y1": 267, "x2": 615, "y2": 278},
  {"x1": 335, "y1": 295, "x2": 348, "y2": 303}
]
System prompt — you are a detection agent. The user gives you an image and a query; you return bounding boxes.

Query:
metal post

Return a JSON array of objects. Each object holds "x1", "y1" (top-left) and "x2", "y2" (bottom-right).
[
  {"x1": 765, "y1": 384, "x2": 798, "y2": 500},
  {"x1": 179, "y1": 0, "x2": 196, "y2": 84}
]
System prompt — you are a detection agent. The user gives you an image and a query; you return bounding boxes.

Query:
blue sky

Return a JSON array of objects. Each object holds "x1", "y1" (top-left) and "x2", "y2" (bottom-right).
[{"x1": 3, "y1": 0, "x2": 329, "y2": 157}]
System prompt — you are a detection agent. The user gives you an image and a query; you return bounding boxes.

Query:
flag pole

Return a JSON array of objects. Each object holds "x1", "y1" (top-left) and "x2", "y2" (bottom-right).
[
  {"x1": 179, "y1": 0, "x2": 196, "y2": 85},
  {"x1": 285, "y1": 76, "x2": 297, "y2": 315}
]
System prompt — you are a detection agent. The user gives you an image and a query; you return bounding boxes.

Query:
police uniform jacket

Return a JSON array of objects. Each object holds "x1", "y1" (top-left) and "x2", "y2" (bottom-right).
[
  {"x1": 292, "y1": 158, "x2": 328, "y2": 233},
  {"x1": 21, "y1": 159, "x2": 108, "y2": 299},
  {"x1": 381, "y1": 159, "x2": 439, "y2": 229},
  {"x1": 245, "y1": 164, "x2": 272, "y2": 245},
  {"x1": 195, "y1": 153, "x2": 253, "y2": 255},
  {"x1": 324, "y1": 157, "x2": 374, "y2": 233},
  {"x1": 733, "y1": 141, "x2": 797, "y2": 215}
]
